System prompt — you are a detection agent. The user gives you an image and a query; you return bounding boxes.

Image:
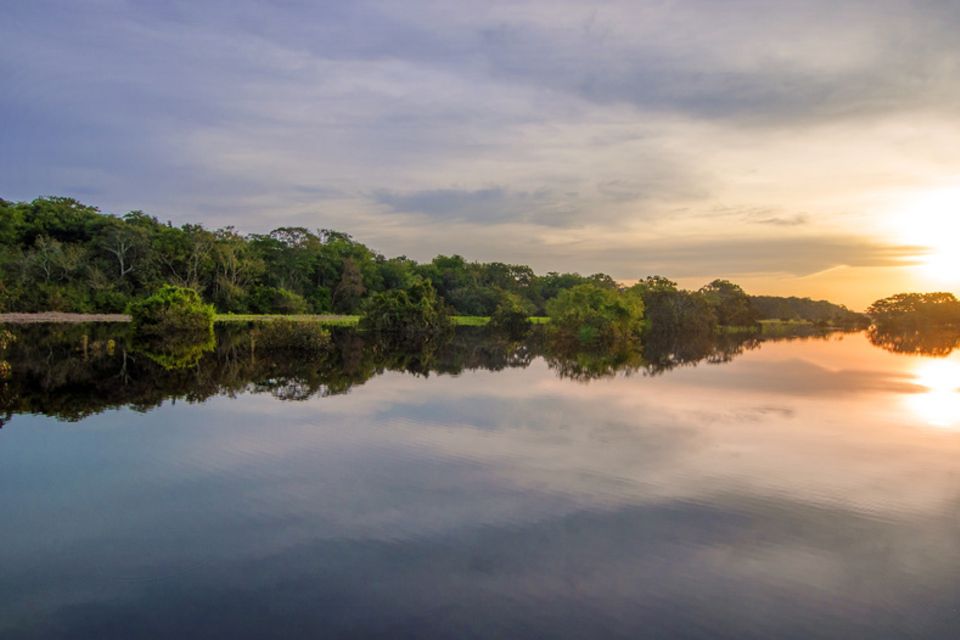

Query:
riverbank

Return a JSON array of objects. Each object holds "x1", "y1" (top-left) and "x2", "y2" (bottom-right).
[
  {"x1": 0, "y1": 312, "x2": 132, "y2": 324},
  {"x1": 0, "y1": 313, "x2": 551, "y2": 327}
]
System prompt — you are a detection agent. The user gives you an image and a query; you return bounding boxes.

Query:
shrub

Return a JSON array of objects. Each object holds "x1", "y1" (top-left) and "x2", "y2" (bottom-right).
[
  {"x1": 253, "y1": 320, "x2": 331, "y2": 353},
  {"x1": 127, "y1": 285, "x2": 215, "y2": 337},
  {"x1": 488, "y1": 292, "x2": 534, "y2": 337},
  {"x1": 359, "y1": 278, "x2": 451, "y2": 344},
  {"x1": 546, "y1": 284, "x2": 645, "y2": 346},
  {"x1": 92, "y1": 289, "x2": 132, "y2": 313},
  {"x1": 307, "y1": 287, "x2": 333, "y2": 313},
  {"x1": 247, "y1": 286, "x2": 310, "y2": 315}
]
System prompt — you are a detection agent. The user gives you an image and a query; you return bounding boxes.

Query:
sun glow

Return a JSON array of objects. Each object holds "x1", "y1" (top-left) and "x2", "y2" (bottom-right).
[
  {"x1": 890, "y1": 187, "x2": 960, "y2": 285},
  {"x1": 906, "y1": 359, "x2": 960, "y2": 428}
]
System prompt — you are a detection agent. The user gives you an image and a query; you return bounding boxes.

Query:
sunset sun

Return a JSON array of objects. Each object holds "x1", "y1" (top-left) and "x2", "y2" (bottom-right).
[{"x1": 891, "y1": 187, "x2": 960, "y2": 285}]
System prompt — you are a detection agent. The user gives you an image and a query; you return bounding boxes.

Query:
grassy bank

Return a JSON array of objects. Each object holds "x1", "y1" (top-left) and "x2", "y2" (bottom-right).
[
  {"x1": 0, "y1": 313, "x2": 553, "y2": 326},
  {"x1": 220, "y1": 314, "x2": 554, "y2": 327},
  {"x1": 215, "y1": 313, "x2": 361, "y2": 327}
]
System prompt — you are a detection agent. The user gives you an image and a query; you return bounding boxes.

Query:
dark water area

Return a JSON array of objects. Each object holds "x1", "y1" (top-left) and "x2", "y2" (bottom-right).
[{"x1": 3, "y1": 324, "x2": 960, "y2": 638}]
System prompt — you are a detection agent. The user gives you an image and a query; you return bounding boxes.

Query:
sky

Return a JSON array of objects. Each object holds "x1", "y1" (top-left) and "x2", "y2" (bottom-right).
[{"x1": 3, "y1": 0, "x2": 960, "y2": 309}]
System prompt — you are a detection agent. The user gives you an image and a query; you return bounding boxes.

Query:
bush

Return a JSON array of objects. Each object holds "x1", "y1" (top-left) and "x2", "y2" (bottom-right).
[
  {"x1": 92, "y1": 289, "x2": 132, "y2": 313},
  {"x1": 127, "y1": 285, "x2": 215, "y2": 337},
  {"x1": 359, "y1": 278, "x2": 452, "y2": 344},
  {"x1": 253, "y1": 320, "x2": 331, "y2": 353},
  {"x1": 546, "y1": 284, "x2": 645, "y2": 346},
  {"x1": 488, "y1": 292, "x2": 534, "y2": 337},
  {"x1": 247, "y1": 286, "x2": 310, "y2": 315}
]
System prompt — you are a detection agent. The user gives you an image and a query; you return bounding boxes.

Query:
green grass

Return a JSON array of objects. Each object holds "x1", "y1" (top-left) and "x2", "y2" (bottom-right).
[
  {"x1": 759, "y1": 319, "x2": 814, "y2": 327},
  {"x1": 215, "y1": 314, "x2": 551, "y2": 328},
  {"x1": 453, "y1": 316, "x2": 550, "y2": 326},
  {"x1": 718, "y1": 324, "x2": 762, "y2": 334},
  {"x1": 215, "y1": 314, "x2": 360, "y2": 327}
]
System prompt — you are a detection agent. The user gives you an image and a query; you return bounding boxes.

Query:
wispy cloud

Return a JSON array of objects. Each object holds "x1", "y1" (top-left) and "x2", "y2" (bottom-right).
[{"x1": 1, "y1": 0, "x2": 957, "y2": 305}]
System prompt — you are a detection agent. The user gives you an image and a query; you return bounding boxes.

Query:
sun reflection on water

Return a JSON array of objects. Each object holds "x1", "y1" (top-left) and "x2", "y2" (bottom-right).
[{"x1": 906, "y1": 359, "x2": 960, "y2": 428}]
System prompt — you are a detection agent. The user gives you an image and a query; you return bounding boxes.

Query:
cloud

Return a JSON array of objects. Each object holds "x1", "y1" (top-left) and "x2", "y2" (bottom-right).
[
  {"x1": 752, "y1": 214, "x2": 809, "y2": 227},
  {"x1": 372, "y1": 187, "x2": 576, "y2": 226},
  {"x1": 576, "y1": 235, "x2": 921, "y2": 279},
  {"x1": 1, "y1": 0, "x2": 958, "y2": 304}
]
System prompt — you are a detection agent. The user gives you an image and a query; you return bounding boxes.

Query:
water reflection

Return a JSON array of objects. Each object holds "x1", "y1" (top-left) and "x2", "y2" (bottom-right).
[
  {"x1": 868, "y1": 324, "x2": 960, "y2": 356},
  {"x1": 7, "y1": 325, "x2": 960, "y2": 638},
  {"x1": 0, "y1": 324, "x2": 787, "y2": 423},
  {"x1": 906, "y1": 359, "x2": 960, "y2": 428}
]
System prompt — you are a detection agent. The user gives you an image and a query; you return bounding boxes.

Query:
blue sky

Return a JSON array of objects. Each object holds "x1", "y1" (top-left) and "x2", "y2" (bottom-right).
[{"x1": 3, "y1": 0, "x2": 960, "y2": 306}]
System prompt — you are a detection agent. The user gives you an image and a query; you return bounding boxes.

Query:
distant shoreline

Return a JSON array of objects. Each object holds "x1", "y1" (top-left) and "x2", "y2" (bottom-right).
[
  {"x1": 0, "y1": 312, "x2": 132, "y2": 324},
  {"x1": 0, "y1": 313, "x2": 542, "y2": 327}
]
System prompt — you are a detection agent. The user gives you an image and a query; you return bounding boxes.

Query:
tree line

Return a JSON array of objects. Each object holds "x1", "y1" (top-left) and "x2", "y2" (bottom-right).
[{"x1": 0, "y1": 196, "x2": 862, "y2": 327}]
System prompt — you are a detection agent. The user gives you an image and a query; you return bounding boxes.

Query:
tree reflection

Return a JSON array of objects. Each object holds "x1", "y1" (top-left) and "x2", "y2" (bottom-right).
[
  {"x1": 867, "y1": 325, "x2": 960, "y2": 357},
  {"x1": 130, "y1": 330, "x2": 216, "y2": 370},
  {"x1": 0, "y1": 323, "x2": 827, "y2": 423}
]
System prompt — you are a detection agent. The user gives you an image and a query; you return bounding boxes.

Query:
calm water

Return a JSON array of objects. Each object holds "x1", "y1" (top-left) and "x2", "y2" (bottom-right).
[{"x1": 3, "y1": 326, "x2": 960, "y2": 638}]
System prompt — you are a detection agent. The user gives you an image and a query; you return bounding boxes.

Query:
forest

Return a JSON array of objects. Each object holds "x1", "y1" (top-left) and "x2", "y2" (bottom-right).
[{"x1": 0, "y1": 196, "x2": 864, "y2": 328}]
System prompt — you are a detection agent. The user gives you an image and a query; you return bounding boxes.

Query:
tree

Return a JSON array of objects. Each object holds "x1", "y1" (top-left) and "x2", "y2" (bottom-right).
[
  {"x1": 488, "y1": 291, "x2": 534, "y2": 337},
  {"x1": 698, "y1": 280, "x2": 760, "y2": 327},
  {"x1": 27, "y1": 236, "x2": 65, "y2": 283},
  {"x1": 212, "y1": 228, "x2": 264, "y2": 312},
  {"x1": 247, "y1": 286, "x2": 309, "y2": 314},
  {"x1": 867, "y1": 293, "x2": 960, "y2": 328},
  {"x1": 359, "y1": 278, "x2": 451, "y2": 344},
  {"x1": 546, "y1": 283, "x2": 645, "y2": 346},
  {"x1": 333, "y1": 258, "x2": 366, "y2": 313},
  {"x1": 98, "y1": 221, "x2": 150, "y2": 283},
  {"x1": 751, "y1": 295, "x2": 868, "y2": 326},
  {"x1": 154, "y1": 223, "x2": 214, "y2": 290},
  {"x1": 128, "y1": 285, "x2": 215, "y2": 337},
  {"x1": 630, "y1": 280, "x2": 717, "y2": 339}
]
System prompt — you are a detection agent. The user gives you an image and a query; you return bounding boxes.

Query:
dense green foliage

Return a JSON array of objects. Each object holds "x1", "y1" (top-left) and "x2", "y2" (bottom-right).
[
  {"x1": 751, "y1": 295, "x2": 868, "y2": 326},
  {"x1": 488, "y1": 292, "x2": 535, "y2": 337},
  {"x1": 698, "y1": 280, "x2": 760, "y2": 327},
  {"x1": 546, "y1": 283, "x2": 645, "y2": 346},
  {"x1": 865, "y1": 293, "x2": 960, "y2": 355},
  {"x1": 127, "y1": 285, "x2": 215, "y2": 337},
  {"x1": 0, "y1": 196, "x2": 622, "y2": 317},
  {"x1": 359, "y1": 278, "x2": 452, "y2": 343},
  {"x1": 126, "y1": 285, "x2": 216, "y2": 369},
  {"x1": 629, "y1": 276, "x2": 718, "y2": 340},
  {"x1": 1, "y1": 196, "x2": 863, "y2": 335},
  {"x1": 867, "y1": 293, "x2": 960, "y2": 328}
]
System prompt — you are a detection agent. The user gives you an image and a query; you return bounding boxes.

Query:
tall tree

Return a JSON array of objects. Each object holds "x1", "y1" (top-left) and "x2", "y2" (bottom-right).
[{"x1": 333, "y1": 258, "x2": 366, "y2": 313}]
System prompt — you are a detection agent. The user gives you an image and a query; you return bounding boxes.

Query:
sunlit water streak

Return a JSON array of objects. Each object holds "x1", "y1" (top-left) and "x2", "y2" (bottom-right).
[{"x1": 905, "y1": 358, "x2": 960, "y2": 428}]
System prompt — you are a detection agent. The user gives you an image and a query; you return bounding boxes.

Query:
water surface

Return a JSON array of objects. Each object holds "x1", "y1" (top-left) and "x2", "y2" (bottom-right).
[{"x1": 3, "y1": 327, "x2": 960, "y2": 638}]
